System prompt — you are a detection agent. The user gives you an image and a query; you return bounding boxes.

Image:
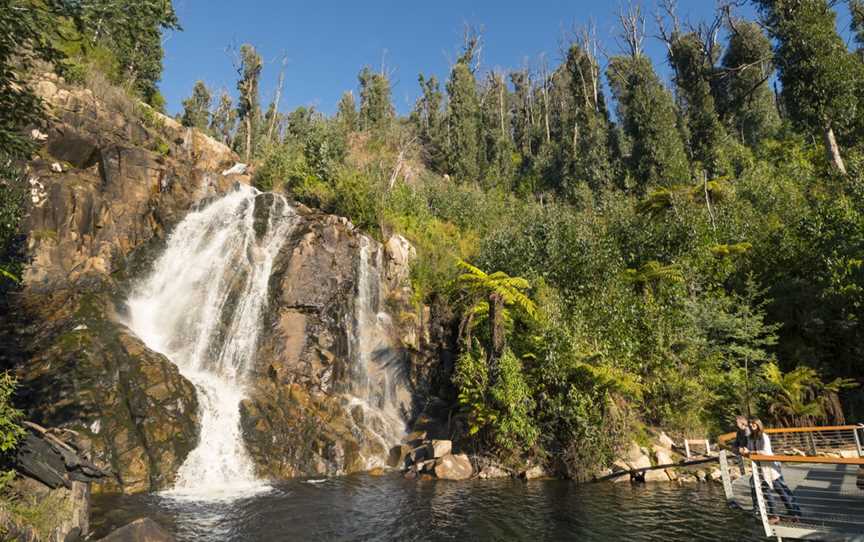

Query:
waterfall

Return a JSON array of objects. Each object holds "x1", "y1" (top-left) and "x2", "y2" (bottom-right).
[
  {"x1": 125, "y1": 184, "x2": 294, "y2": 498},
  {"x1": 347, "y1": 237, "x2": 406, "y2": 466}
]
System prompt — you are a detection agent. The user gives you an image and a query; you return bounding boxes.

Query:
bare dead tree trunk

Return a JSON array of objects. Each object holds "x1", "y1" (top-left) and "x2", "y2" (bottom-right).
[
  {"x1": 388, "y1": 136, "x2": 416, "y2": 190},
  {"x1": 618, "y1": 2, "x2": 646, "y2": 58},
  {"x1": 244, "y1": 116, "x2": 252, "y2": 162},
  {"x1": 498, "y1": 75, "x2": 506, "y2": 139},
  {"x1": 267, "y1": 55, "x2": 288, "y2": 144},
  {"x1": 539, "y1": 56, "x2": 551, "y2": 144},
  {"x1": 823, "y1": 123, "x2": 847, "y2": 175}
]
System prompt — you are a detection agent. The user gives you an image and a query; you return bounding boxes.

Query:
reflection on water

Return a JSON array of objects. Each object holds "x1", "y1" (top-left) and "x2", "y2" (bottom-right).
[{"x1": 92, "y1": 475, "x2": 763, "y2": 541}]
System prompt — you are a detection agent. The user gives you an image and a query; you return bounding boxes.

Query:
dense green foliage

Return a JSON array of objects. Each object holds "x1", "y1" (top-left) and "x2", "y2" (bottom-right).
[
  {"x1": 181, "y1": 80, "x2": 212, "y2": 131},
  {"x1": 6, "y1": 0, "x2": 864, "y2": 477},
  {"x1": 0, "y1": 371, "x2": 24, "y2": 490},
  {"x1": 244, "y1": 3, "x2": 864, "y2": 474}
]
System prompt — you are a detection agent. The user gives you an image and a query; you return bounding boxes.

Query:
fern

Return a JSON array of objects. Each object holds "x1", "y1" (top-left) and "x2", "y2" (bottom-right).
[{"x1": 457, "y1": 259, "x2": 538, "y2": 324}]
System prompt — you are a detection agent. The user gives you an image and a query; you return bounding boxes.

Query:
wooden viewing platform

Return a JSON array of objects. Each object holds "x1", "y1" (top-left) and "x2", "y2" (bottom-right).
[{"x1": 719, "y1": 425, "x2": 864, "y2": 541}]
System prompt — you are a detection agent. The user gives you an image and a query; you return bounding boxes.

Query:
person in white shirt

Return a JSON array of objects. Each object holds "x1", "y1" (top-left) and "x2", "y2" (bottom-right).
[{"x1": 740, "y1": 418, "x2": 802, "y2": 524}]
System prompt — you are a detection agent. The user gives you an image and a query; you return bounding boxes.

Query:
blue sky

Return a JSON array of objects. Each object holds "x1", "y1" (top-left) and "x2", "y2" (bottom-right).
[{"x1": 158, "y1": 1, "x2": 850, "y2": 118}]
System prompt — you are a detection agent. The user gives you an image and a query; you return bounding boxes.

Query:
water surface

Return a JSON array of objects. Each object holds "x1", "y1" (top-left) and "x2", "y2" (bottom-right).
[{"x1": 92, "y1": 475, "x2": 763, "y2": 541}]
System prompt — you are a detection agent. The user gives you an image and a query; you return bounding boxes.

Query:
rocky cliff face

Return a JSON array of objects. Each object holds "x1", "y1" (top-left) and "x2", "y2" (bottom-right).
[
  {"x1": 241, "y1": 210, "x2": 419, "y2": 478},
  {"x1": 1, "y1": 76, "x2": 432, "y2": 494},
  {"x1": 1, "y1": 75, "x2": 249, "y2": 494}
]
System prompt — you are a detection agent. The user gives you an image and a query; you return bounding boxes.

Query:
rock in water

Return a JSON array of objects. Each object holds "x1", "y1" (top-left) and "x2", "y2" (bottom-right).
[
  {"x1": 521, "y1": 465, "x2": 548, "y2": 480},
  {"x1": 434, "y1": 454, "x2": 473, "y2": 480},
  {"x1": 478, "y1": 465, "x2": 509, "y2": 479},
  {"x1": 428, "y1": 440, "x2": 452, "y2": 459},
  {"x1": 387, "y1": 444, "x2": 411, "y2": 468},
  {"x1": 97, "y1": 518, "x2": 174, "y2": 542}
]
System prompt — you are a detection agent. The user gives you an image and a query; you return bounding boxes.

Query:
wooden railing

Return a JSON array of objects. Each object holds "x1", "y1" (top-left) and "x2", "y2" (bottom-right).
[{"x1": 717, "y1": 424, "x2": 863, "y2": 457}]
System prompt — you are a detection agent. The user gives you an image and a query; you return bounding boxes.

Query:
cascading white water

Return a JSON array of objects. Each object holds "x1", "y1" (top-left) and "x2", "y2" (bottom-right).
[
  {"x1": 347, "y1": 237, "x2": 407, "y2": 466},
  {"x1": 125, "y1": 184, "x2": 294, "y2": 498}
]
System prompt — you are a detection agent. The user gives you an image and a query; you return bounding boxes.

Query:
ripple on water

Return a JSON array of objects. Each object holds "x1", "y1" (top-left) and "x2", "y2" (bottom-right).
[{"x1": 91, "y1": 475, "x2": 765, "y2": 542}]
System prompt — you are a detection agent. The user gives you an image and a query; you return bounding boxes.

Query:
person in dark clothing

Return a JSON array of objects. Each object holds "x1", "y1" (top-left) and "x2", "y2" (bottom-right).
[{"x1": 733, "y1": 415, "x2": 750, "y2": 474}]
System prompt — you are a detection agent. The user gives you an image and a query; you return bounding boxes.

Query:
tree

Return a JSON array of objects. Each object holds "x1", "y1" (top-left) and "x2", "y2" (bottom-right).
[
  {"x1": 80, "y1": 0, "x2": 180, "y2": 104},
  {"x1": 717, "y1": 19, "x2": 779, "y2": 146},
  {"x1": 412, "y1": 74, "x2": 446, "y2": 171},
  {"x1": 754, "y1": 0, "x2": 860, "y2": 174},
  {"x1": 0, "y1": 0, "x2": 76, "y2": 157},
  {"x1": 456, "y1": 259, "x2": 537, "y2": 367},
  {"x1": 209, "y1": 90, "x2": 236, "y2": 146},
  {"x1": 853, "y1": 1, "x2": 864, "y2": 58},
  {"x1": 181, "y1": 80, "x2": 211, "y2": 131},
  {"x1": 607, "y1": 4, "x2": 690, "y2": 191},
  {"x1": 607, "y1": 54, "x2": 690, "y2": 191},
  {"x1": 235, "y1": 44, "x2": 263, "y2": 162},
  {"x1": 510, "y1": 68, "x2": 537, "y2": 160},
  {"x1": 479, "y1": 71, "x2": 515, "y2": 188},
  {"x1": 762, "y1": 363, "x2": 857, "y2": 427},
  {"x1": 445, "y1": 35, "x2": 483, "y2": 181},
  {"x1": 666, "y1": 30, "x2": 727, "y2": 175},
  {"x1": 358, "y1": 66, "x2": 394, "y2": 132},
  {"x1": 336, "y1": 90, "x2": 358, "y2": 132},
  {"x1": 565, "y1": 35, "x2": 617, "y2": 193}
]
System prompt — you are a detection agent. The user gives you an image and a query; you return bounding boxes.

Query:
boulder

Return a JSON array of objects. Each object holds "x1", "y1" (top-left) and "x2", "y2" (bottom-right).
[
  {"x1": 478, "y1": 465, "x2": 510, "y2": 479},
  {"x1": 709, "y1": 468, "x2": 723, "y2": 482},
  {"x1": 624, "y1": 442, "x2": 652, "y2": 470},
  {"x1": 652, "y1": 445, "x2": 674, "y2": 467},
  {"x1": 658, "y1": 432, "x2": 676, "y2": 449},
  {"x1": 521, "y1": 465, "x2": 549, "y2": 480},
  {"x1": 10, "y1": 292, "x2": 200, "y2": 494},
  {"x1": 434, "y1": 454, "x2": 473, "y2": 480},
  {"x1": 402, "y1": 430, "x2": 427, "y2": 446},
  {"x1": 97, "y1": 518, "x2": 174, "y2": 542},
  {"x1": 2, "y1": 424, "x2": 108, "y2": 542},
  {"x1": 387, "y1": 445, "x2": 411, "y2": 468},
  {"x1": 409, "y1": 445, "x2": 431, "y2": 464},
  {"x1": 428, "y1": 440, "x2": 452, "y2": 459},
  {"x1": 643, "y1": 469, "x2": 670, "y2": 482}
]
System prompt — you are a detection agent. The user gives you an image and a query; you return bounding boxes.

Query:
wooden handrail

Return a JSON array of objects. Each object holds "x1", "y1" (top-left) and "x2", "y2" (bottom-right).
[
  {"x1": 717, "y1": 425, "x2": 862, "y2": 445},
  {"x1": 750, "y1": 453, "x2": 864, "y2": 465},
  {"x1": 763, "y1": 425, "x2": 861, "y2": 434}
]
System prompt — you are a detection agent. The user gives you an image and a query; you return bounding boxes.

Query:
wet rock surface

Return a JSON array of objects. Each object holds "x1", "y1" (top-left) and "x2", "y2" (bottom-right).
[
  {"x1": 1, "y1": 76, "x2": 241, "y2": 494},
  {"x1": 240, "y1": 210, "x2": 425, "y2": 477},
  {"x1": 2, "y1": 75, "x2": 436, "y2": 490},
  {"x1": 2, "y1": 423, "x2": 109, "y2": 542},
  {"x1": 96, "y1": 518, "x2": 175, "y2": 542},
  {"x1": 6, "y1": 288, "x2": 200, "y2": 494}
]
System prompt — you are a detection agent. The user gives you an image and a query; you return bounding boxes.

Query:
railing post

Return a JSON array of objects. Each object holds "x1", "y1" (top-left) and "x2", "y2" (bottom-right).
[
  {"x1": 855, "y1": 425, "x2": 863, "y2": 458},
  {"x1": 685, "y1": 439, "x2": 691, "y2": 459},
  {"x1": 750, "y1": 459, "x2": 774, "y2": 537},
  {"x1": 705, "y1": 438, "x2": 711, "y2": 454},
  {"x1": 807, "y1": 433, "x2": 817, "y2": 456},
  {"x1": 718, "y1": 450, "x2": 734, "y2": 502}
]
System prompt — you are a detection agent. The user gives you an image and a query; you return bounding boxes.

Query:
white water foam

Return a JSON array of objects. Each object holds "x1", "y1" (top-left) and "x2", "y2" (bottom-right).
[{"x1": 126, "y1": 184, "x2": 294, "y2": 499}]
